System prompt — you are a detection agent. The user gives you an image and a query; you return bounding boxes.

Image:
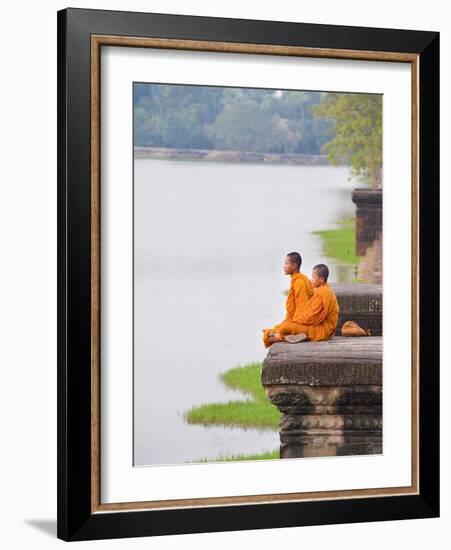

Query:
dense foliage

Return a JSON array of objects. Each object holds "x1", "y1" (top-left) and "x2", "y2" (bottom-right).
[
  {"x1": 310, "y1": 93, "x2": 382, "y2": 188},
  {"x1": 133, "y1": 84, "x2": 333, "y2": 155}
]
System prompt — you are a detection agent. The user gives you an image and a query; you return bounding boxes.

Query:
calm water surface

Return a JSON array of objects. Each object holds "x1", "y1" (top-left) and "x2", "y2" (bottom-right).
[{"x1": 134, "y1": 159, "x2": 357, "y2": 466}]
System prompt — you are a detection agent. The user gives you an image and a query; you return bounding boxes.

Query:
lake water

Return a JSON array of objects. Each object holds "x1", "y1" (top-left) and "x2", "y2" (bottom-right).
[{"x1": 133, "y1": 158, "x2": 358, "y2": 466}]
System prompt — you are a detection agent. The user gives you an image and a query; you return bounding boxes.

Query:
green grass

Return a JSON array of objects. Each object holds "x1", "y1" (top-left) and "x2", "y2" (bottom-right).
[
  {"x1": 188, "y1": 449, "x2": 280, "y2": 463},
  {"x1": 313, "y1": 217, "x2": 359, "y2": 265},
  {"x1": 185, "y1": 400, "x2": 280, "y2": 430},
  {"x1": 183, "y1": 362, "x2": 281, "y2": 431},
  {"x1": 220, "y1": 362, "x2": 269, "y2": 403}
]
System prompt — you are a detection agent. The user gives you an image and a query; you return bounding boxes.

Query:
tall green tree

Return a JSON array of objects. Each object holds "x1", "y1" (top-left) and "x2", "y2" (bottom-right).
[{"x1": 310, "y1": 93, "x2": 382, "y2": 188}]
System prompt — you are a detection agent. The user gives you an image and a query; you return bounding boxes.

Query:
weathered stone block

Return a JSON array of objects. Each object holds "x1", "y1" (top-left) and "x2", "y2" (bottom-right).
[
  {"x1": 261, "y1": 337, "x2": 382, "y2": 458},
  {"x1": 351, "y1": 188, "x2": 382, "y2": 256},
  {"x1": 331, "y1": 283, "x2": 382, "y2": 336}
]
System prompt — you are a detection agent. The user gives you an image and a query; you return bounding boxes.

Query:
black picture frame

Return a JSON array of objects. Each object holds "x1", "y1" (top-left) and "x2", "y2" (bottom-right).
[{"x1": 57, "y1": 7, "x2": 439, "y2": 542}]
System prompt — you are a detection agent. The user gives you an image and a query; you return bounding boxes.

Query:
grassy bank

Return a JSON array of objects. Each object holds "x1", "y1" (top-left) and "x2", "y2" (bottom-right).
[
  {"x1": 188, "y1": 449, "x2": 280, "y2": 463},
  {"x1": 184, "y1": 362, "x2": 281, "y2": 431},
  {"x1": 313, "y1": 217, "x2": 358, "y2": 265},
  {"x1": 183, "y1": 362, "x2": 281, "y2": 462}
]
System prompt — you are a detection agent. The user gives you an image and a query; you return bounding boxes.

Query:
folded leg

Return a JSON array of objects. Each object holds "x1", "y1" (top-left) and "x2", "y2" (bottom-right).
[{"x1": 262, "y1": 320, "x2": 307, "y2": 348}]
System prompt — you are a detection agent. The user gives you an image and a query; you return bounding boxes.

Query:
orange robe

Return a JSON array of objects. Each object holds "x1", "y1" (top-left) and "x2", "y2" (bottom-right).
[
  {"x1": 262, "y1": 272, "x2": 314, "y2": 348},
  {"x1": 341, "y1": 320, "x2": 371, "y2": 336},
  {"x1": 285, "y1": 283, "x2": 340, "y2": 342}
]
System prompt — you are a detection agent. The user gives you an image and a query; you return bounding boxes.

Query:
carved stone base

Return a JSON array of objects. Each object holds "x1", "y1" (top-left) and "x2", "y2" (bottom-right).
[
  {"x1": 262, "y1": 337, "x2": 383, "y2": 459},
  {"x1": 280, "y1": 430, "x2": 382, "y2": 458},
  {"x1": 280, "y1": 414, "x2": 382, "y2": 457}
]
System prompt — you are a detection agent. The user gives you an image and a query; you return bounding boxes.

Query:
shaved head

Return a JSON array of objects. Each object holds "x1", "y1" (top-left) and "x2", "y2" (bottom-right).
[
  {"x1": 313, "y1": 263, "x2": 329, "y2": 282},
  {"x1": 286, "y1": 252, "x2": 302, "y2": 270}
]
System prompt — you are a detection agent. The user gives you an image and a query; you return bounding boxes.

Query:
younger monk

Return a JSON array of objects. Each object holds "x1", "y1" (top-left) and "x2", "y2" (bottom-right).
[
  {"x1": 262, "y1": 252, "x2": 314, "y2": 348},
  {"x1": 276, "y1": 264, "x2": 340, "y2": 344}
]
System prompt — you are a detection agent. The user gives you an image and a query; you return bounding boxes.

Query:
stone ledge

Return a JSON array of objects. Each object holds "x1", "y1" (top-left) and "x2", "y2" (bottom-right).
[
  {"x1": 331, "y1": 283, "x2": 382, "y2": 336},
  {"x1": 351, "y1": 188, "x2": 383, "y2": 206},
  {"x1": 262, "y1": 337, "x2": 382, "y2": 386},
  {"x1": 261, "y1": 336, "x2": 382, "y2": 458}
]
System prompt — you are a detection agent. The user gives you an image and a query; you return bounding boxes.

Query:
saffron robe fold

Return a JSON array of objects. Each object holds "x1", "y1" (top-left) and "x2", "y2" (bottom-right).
[
  {"x1": 262, "y1": 272, "x2": 314, "y2": 348},
  {"x1": 287, "y1": 282, "x2": 340, "y2": 342}
]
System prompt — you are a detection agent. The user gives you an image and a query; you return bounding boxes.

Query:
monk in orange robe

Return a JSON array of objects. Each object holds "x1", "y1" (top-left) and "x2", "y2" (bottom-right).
[
  {"x1": 268, "y1": 263, "x2": 340, "y2": 344},
  {"x1": 262, "y1": 252, "x2": 313, "y2": 348}
]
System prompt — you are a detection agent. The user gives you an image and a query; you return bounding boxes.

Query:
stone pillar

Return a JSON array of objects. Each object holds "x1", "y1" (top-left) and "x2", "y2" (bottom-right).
[
  {"x1": 351, "y1": 188, "x2": 382, "y2": 256},
  {"x1": 261, "y1": 337, "x2": 382, "y2": 458}
]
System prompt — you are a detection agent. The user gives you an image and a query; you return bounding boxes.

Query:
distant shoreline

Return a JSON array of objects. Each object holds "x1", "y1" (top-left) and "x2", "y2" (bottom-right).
[{"x1": 134, "y1": 146, "x2": 347, "y2": 166}]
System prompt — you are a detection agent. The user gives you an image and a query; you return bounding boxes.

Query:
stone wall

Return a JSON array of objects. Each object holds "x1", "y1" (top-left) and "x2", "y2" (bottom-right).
[
  {"x1": 351, "y1": 188, "x2": 382, "y2": 256},
  {"x1": 332, "y1": 283, "x2": 382, "y2": 336},
  {"x1": 261, "y1": 337, "x2": 383, "y2": 458}
]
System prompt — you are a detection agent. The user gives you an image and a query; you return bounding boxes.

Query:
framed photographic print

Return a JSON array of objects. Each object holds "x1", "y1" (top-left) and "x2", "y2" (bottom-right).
[{"x1": 57, "y1": 7, "x2": 440, "y2": 542}]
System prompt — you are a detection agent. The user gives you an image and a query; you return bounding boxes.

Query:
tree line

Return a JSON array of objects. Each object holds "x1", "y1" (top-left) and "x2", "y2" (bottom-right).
[
  {"x1": 134, "y1": 83, "x2": 382, "y2": 188},
  {"x1": 134, "y1": 84, "x2": 333, "y2": 155}
]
